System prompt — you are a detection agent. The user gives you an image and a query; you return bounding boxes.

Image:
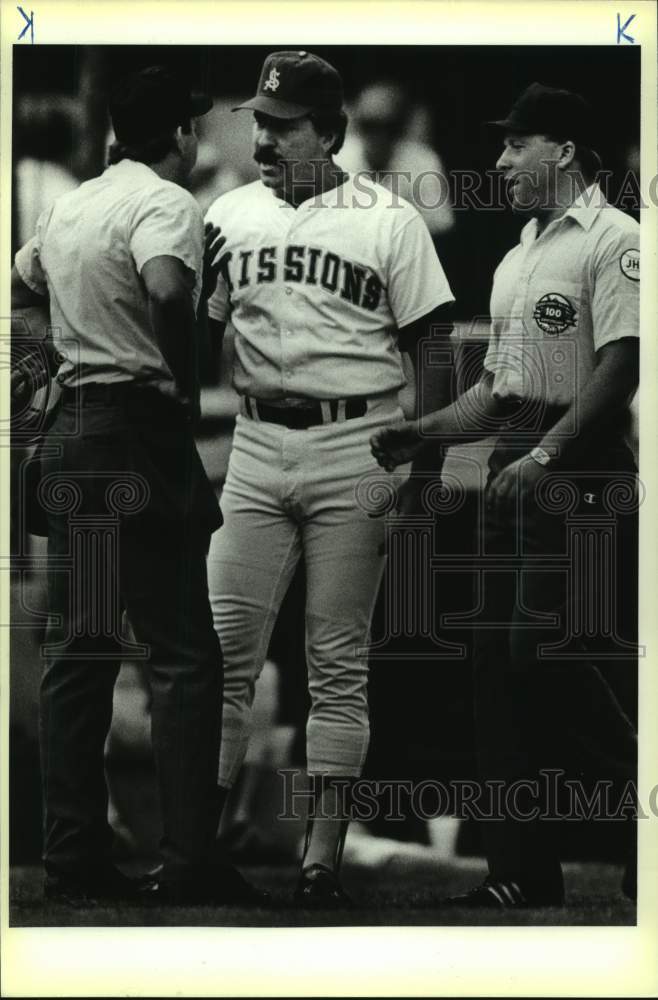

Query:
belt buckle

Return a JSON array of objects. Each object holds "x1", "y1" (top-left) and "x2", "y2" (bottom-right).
[
  {"x1": 290, "y1": 405, "x2": 320, "y2": 429},
  {"x1": 345, "y1": 397, "x2": 367, "y2": 421}
]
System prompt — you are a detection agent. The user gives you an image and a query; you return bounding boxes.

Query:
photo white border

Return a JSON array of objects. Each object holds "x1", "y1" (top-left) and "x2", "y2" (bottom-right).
[{"x1": 1, "y1": 1, "x2": 656, "y2": 995}]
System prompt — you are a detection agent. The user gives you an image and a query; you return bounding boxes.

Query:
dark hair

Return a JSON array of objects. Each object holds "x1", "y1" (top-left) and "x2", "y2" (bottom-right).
[
  {"x1": 108, "y1": 117, "x2": 192, "y2": 166},
  {"x1": 309, "y1": 109, "x2": 348, "y2": 155}
]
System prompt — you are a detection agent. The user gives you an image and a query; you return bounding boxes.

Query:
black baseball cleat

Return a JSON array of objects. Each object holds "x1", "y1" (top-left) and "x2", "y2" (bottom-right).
[
  {"x1": 293, "y1": 863, "x2": 353, "y2": 909},
  {"x1": 150, "y1": 861, "x2": 271, "y2": 906},
  {"x1": 442, "y1": 877, "x2": 564, "y2": 909},
  {"x1": 44, "y1": 864, "x2": 158, "y2": 908}
]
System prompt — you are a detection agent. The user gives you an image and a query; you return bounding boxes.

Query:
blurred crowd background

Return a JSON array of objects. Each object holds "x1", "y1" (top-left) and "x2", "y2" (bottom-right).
[
  {"x1": 10, "y1": 45, "x2": 640, "y2": 871},
  {"x1": 12, "y1": 45, "x2": 641, "y2": 312}
]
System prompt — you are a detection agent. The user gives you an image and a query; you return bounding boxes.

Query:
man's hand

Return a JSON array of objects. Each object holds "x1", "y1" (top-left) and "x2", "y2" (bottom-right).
[
  {"x1": 11, "y1": 361, "x2": 34, "y2": 404},
  {"x1": 201, "y1": 223, "x2": 228, "y2": 302},
  {"x1": 485, "y1": 454, "x2": 548, "y2": 519},
  {"x1": 370, "y1": 419, "x2": 431, "y2": 472}
]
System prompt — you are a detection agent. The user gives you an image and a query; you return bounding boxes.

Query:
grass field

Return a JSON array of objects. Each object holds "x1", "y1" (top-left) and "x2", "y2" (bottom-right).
[{"x1": 9, "y1": 858, "x2": 635, "y2": 927}]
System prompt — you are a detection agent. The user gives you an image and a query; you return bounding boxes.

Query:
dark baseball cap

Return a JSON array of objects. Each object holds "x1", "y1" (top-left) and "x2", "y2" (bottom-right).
[
  {"x1": 110, "y1": 66, "x2": 213, "y2": 144},
  {"x1": 488, "y1": 82, "x2": 597, "y2": 146},
  {"x1": 233, "y1": 50, "x2": 343, "y2": 119}
]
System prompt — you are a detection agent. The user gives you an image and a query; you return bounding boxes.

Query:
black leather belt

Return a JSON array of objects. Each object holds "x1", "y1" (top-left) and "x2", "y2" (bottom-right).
[
  {"x1": 244, "y1": 396, "x2": 368, "y2": 430},
  {"x1": 61, "y1": 382, "x2": 181, "y2": 412}
]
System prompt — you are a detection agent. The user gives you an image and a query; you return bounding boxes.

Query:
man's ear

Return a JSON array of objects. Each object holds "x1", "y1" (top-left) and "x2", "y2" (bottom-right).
[
  {"x1": 317, "y1": 129, "x2": 337, "y2": 154},
  {"x1": 174, "y1": 125, "x2": 185, "y2": 151},
  {"x1": 557, "y1": 140, "x2": 576, "y2": 171},
  {"x1": 173, "y1": 123, "x2": 194, "y2": 152}
]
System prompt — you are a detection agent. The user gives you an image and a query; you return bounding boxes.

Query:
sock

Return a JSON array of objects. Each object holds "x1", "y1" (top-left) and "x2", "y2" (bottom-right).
[{"x1": 302, "y1": 777, "x2": 351, "y2": 873}]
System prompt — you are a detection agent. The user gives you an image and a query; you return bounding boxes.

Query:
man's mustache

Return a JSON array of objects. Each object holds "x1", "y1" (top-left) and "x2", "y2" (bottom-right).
[{"x1": 254, "y1": 150, "x2": 280, "y2": 166}]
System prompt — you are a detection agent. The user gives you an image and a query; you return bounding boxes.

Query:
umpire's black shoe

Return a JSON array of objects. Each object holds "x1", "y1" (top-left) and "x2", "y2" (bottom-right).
[
  {"x1": 293, "y1": 863, "x2": 353, "y2": 909},
  {"x1": 443, "y1": 877, "x2": 564, "y2": 909},
  {"x1": 152, "y1": 862, "x2": 271, "y2": 906},
  {"x1": 44, "y1": 864, "x2": 158, "y2": 908}
]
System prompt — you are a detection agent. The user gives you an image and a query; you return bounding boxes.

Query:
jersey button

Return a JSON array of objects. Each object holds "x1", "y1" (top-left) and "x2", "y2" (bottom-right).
[{"x1": 285, "y1": 287, "x2": 292, "y2": 296}]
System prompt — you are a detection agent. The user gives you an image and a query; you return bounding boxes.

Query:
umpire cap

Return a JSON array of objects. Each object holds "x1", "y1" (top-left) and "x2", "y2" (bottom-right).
[
  {"x1": 488, "y1": 82, "x2": 597, "y2": 148},
  {"x1": 110, "y1": 66, "x2": 213, "y2": 144},
  {"x1": 233, "y1": 50, "x2": 343, "y2": 119}
]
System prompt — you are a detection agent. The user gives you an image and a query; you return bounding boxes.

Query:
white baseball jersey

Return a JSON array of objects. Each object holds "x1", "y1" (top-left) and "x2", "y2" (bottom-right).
[
  {"x1": 485, "y1": 184, "x2": 639, "y2": 407},
  {"x1": 205, "y1": 175, "x2": 454, "y2": 400}
]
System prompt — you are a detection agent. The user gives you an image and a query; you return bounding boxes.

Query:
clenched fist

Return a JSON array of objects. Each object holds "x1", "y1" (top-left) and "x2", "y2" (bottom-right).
[{"x1": 370, "y1": 418, "x2": 428, "y2": 472}]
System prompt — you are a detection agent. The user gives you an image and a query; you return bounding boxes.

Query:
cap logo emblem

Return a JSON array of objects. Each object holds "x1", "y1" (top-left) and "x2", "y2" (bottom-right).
[{"x1": 263, "y1": 67, "x2": 281, "y2": 92}]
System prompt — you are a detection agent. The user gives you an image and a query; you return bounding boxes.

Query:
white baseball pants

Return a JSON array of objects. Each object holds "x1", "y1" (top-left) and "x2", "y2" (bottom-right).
[{"x1": 207, "y1": 394, "x2": 401, "y2": 786}]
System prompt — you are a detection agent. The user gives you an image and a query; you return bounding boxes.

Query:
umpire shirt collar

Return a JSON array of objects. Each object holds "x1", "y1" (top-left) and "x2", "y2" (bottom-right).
[
  {"x1": 563, "y1": 183, "x2": 606, "y2": 230},
  {"x1": 521, "y1": 183, "x2": 605, "y2": 244},
  {"x1": 107, "y1": 158, "x2": 160, "y2": 181}
]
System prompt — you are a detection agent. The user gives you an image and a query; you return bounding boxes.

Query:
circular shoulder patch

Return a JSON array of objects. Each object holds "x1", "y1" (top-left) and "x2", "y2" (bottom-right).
[{"x1": 620, "y1": 249, "x2": 640, "y2": 281}]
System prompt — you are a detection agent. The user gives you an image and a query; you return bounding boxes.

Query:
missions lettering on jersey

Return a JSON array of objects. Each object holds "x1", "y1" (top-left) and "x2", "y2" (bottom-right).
[
  {"x1": 205, "y1": 176, "x2": 454, "y2": 398},
  {"x1": 222, "y1": 243, "x2": 382, "y2": 312}
]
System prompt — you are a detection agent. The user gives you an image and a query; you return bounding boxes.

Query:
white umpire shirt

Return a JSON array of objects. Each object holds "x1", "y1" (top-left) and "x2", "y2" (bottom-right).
[
  {"x1": 205, "y1": 174, "x2": 454, "y2": 401},
  {"x1": 14, "y1": 159, "x2": 204, "y2": 395},
  {"x1": 484, "y1": 184, "x2": 640, "y2": 408}
]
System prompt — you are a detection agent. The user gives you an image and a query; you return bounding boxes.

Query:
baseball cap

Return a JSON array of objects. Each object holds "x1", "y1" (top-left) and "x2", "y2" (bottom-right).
[
  {"x1": 110, "y1": 66, "x2": 213, "y2": 144},
  {"x1": 487, "y1": 82, "x2": 597, "y2": 146},
  {"x1": 233, "y1": 50, "x2": 343, "y2": 119}
]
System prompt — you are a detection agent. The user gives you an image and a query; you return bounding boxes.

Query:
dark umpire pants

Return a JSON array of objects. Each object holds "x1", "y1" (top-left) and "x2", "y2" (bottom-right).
[
  {"x1": 474, "y1": 409, "x2": 638, "y2": 899},
  {"x1": 39, "y1": 384, "x2": 223, "y2": 877}
]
